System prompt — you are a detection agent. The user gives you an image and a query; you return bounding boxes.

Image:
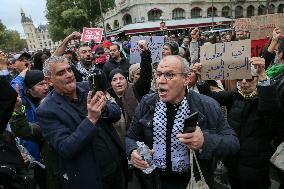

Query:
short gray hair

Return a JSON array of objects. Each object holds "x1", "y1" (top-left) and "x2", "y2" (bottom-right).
[
  {"x1": 160, "y1": 55, "x2": 190, "y2": 75},
  {"x1": 43, "y1": 56, "x2": 68, "y2": 77}
]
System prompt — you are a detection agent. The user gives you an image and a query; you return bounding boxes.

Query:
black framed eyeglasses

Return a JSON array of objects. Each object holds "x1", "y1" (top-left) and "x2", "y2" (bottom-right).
[{"x1": 154, "y1": 71, "x2": 187, "y2": 80}]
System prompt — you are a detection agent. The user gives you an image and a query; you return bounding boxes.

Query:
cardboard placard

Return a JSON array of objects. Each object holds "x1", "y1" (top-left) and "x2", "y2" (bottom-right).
[
  {"x1": 130, "y1": 36, "x2": 164, "y2": 64},
  {"x1": 81, "y1": 27, "x2": 104, "y2": 43},
  {"x1": 200, "y1": 39, "x2": 252, "y2": 80},
  {"x1": 251, "y1": 38, "x2": 269, "y2": 57},
  {"x1": 250, "y1": 13, "x2": 284, "y2": 40},
  {"x1": 233, "y1": 18, "x2": 251, "y2": 32}
]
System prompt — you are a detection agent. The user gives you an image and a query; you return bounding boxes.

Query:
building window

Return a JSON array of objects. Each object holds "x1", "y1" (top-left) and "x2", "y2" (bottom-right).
[
  {"x1": 235, "y1": 6, "x2": 244, "y2": 18},
  {"x1": 30, "y1": 45, "x2": 33, "y2": 49},
  {"x1": 247, "y1": 5, "x2": 255, "y2": 18},
  {"x1": 113, "y1": 20, "x2": 119, "y2": 29},
  {"x1": 47, "y1": 35, "x2": 49, "y2": 38},
  {"x1": 172, "y1": 8, "x2": 185, "y2": 20},
  {"x1": 43, "y1": 35, "x2": 45, "y2": 40},
  {"x1": 221, "y1": 6, "x2": 231, "y2": 18},
  {"x1": 258, "y1": 5, "x2": 266, "y2": 15},
  {"x1": 33, "y1": 45, "x2": 36, "y2": 48},
  {"x1": 268, "y1": 4, "x2": 275, "y2": 14},
  {"x1": 278, "y1": 4, "x2": 284, "y2": 13},
  {"x1": 123, "y1": 14, "x2": 132, "y2": 25},
  {"x1": 207, "y1": 7, "x2": 218, "y2": 17},
  {"x1": 148, "y1": 8, "x2": 162, "y2": 21},
  {"x1": 106, "y1": 23, "x2": 111, "y2": 31},
  {"x1": 191, "y1": 7, "x2": 202, "y2": 18},
  {"x1": 44, "y1": 42, "x2": 47, "y2": 47},
  {"x1": 49, "y1": 41, "x2": 51, "y2": 46}
]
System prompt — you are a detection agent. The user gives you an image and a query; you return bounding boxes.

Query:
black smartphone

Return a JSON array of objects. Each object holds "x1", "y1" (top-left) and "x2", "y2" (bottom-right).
[
  {"x1": 183, "y1": 112, "x2": 199, "y2": 133},
  {"x1": 88, "y1": 70, "x2": 106, "y2": 95}
]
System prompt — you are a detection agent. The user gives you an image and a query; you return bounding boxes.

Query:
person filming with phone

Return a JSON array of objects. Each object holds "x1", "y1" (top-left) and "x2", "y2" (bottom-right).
[
  {"x1": 36, "y1": 56, "x2": 128, "y2": 189},
  {"x1": 125, "y1": 55, "x2": 239, "y2": 189}
]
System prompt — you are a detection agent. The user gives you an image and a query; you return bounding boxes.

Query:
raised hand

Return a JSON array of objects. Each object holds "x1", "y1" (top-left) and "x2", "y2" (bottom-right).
[
  {"x1": 138, "y1": 40, "x2": 148, "y2": 51},
  {"x1": 87, "y1": 91, "x2": 106, "y2": 124},
  {"x1": 68, "y1": 31, "x2": 81, "y2": 41},
  {"x1": 192, "y1": 63, "x2": 202, "y2": 77},
  {"x1": 249, "y1": 57, "x2": 266, "y2": 80},
  {"x1": 14, "y1": 84, "x2": 23, "y2": 112},
  {"x1": 272, "y1": 27, "x2": 281, "y2": 41}
]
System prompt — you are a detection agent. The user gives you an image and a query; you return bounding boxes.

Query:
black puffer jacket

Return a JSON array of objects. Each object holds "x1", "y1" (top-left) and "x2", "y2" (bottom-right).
[{"x1": 197, "y1": 82, "x2": 272, "y2": 186}]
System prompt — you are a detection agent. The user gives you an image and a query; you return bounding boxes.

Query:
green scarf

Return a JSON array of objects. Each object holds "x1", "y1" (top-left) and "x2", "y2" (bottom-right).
[{"x1": 266, "y1": 64, "x2": 284, "y2": 79}]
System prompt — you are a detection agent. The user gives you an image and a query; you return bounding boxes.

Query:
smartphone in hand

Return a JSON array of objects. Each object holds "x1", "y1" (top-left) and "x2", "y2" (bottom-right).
[
  {"x1": 88, "y1": 70, "x2": 107, "y2": 95},
  {"x1": 183, "y1": 112, "x2": 199, "y2": 133}
]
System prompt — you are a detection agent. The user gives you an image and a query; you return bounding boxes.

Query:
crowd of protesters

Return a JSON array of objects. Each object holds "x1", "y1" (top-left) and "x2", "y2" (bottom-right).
[{"x1": 0, "y1": 25, "x2": 283, "y2": 189}]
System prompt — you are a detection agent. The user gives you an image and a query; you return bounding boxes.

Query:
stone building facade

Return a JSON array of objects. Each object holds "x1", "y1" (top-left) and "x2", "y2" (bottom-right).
[
  {"x1": 102, "y1": 0, "x2": 284, "y2": 32},
  {"x1": 21, "y1": 9, "x2": 59, "y2": 51}
]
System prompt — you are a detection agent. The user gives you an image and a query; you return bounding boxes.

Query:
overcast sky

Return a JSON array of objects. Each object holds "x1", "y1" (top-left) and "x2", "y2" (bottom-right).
[{"x1": 0, "y1": 0, "x2": 47, "y2": 38}]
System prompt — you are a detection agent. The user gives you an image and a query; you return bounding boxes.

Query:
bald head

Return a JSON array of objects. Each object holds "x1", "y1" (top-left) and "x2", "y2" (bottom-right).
[{"x1": 159, "y1": 55, "x2": 190, "y2": 75}]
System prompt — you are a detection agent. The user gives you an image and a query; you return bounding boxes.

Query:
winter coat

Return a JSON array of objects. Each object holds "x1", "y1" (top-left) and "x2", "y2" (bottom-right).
[
  {"x1": 125, "y1": 91, "x2": 240, "y2": 187},
  {"x1": 36, "y1": 82, "x2": 127, "y2": 189},
  {"x1": 197, "y1": 82, "x2": 272, "y2": 186},
  {"x1": 11, "y1": 75, "x2": 41, "y2": 161}
]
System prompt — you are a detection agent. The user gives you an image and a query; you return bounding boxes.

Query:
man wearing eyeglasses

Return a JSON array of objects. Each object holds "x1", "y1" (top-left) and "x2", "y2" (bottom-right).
[
  {"x1": 194, "y1": 58, "x2": 274, "y2": 189},
  {"x1": 126, "y1": 55, "x2": 239, "y2": 189}
]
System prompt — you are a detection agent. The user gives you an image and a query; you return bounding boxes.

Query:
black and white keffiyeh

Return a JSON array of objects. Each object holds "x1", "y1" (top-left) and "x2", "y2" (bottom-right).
[
  {"x1": 76, "y1": 62, "x2": 97, "y2": 81},
  {"x1": 153, "y1": 97, "x2": 190, "y2": 172}
]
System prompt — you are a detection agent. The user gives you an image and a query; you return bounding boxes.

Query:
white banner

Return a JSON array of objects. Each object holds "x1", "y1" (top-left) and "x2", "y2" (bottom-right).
[{"x1": 130, "y1": 36, "x2": 164, "y2": 64}]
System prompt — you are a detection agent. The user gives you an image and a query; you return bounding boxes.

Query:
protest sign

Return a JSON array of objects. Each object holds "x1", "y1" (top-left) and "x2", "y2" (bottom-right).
[
  {"x1": 200, "y1": 39, "x2": 251, "y2": 80},
  {"x1": 130, "y1": 36, "x2": 164, "y2": 64},
  {"x1": 81, "y1": 27, "x2": 104, "y2": 43},
  {"x1": 251, "y1": 38, "x2": 269, "y2": 57},
  {"x1": 250, "y1": 13, "x2": 284, "y2": 40},
  {"x1": 233, "y1": 18, "x2": 251, "y2": 32}
]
